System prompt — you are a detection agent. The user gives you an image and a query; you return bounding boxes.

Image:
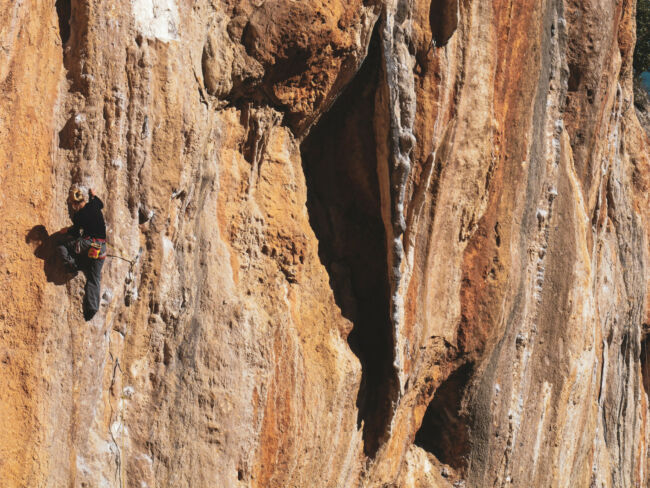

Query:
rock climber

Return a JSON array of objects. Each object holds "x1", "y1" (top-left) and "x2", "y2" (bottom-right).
[{"x1": 57, "y1": 185, "x2": 107, "y2": 320}]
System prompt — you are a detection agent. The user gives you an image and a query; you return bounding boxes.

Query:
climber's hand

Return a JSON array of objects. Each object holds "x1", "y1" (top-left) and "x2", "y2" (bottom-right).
[{"x1": 89, "y1": 188, "x2": 95, "y2": 198}]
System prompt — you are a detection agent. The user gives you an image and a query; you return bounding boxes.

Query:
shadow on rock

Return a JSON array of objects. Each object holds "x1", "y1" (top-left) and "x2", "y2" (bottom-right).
[{"x1": 26, "y1": 225, "x2": 76, "y2": 285}]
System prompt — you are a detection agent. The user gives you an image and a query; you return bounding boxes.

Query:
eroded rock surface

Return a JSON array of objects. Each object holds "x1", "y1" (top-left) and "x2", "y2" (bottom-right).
[{"x1": 1, "y1": 0, "x2": 649, "y2": 487}]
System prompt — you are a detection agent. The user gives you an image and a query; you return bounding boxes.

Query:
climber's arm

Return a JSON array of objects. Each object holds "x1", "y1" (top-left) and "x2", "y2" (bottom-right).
[{"x1": 88, "y1": 189, "x2": 104, "y2": 210}]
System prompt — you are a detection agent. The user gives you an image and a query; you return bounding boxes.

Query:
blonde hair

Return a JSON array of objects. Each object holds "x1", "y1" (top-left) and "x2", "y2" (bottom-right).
[{"x1": 69, "y1": 185, "x2": 88, "y2": 203}]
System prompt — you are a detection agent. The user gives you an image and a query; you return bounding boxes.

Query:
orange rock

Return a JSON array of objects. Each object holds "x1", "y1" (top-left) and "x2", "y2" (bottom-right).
[{"x1": 1, "y1": 0, "x2": 648, "y2": 486}]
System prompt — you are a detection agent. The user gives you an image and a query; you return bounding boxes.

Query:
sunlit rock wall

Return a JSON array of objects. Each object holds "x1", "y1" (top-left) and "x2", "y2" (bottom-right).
[{"x1": 1, "y1": 0, "x2": 648, "y2": 487}]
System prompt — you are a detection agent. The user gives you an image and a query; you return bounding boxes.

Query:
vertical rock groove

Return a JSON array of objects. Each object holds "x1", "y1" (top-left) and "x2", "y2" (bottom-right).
[
  {"x1": 55, "y1": 0, "x2": 72, "y2": 46},
  {"x1": 641, "y1": 330, "x2": 650, "y2": 396},
  {"x1": 301, "y1": 28, "x2": 398, "y2": 457}
]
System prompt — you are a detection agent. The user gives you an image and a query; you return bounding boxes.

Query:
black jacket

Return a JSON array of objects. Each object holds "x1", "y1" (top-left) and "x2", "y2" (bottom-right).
[{"x1": 69, "y1": 196, "x2": 106, "y2": 239}]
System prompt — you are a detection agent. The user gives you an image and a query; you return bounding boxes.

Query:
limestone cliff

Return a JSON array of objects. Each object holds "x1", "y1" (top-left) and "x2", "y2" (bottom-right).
[{"x1": 1, "y1": 0, "x2": 649, "y2": 487}]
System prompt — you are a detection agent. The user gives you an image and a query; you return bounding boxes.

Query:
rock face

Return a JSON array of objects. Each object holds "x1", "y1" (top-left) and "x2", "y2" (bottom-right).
[{"x1": 1, "y1": 0, "x2": 649, "y2": 486}]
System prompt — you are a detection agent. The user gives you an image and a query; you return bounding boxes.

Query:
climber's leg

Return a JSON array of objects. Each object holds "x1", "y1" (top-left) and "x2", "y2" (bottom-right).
[
  {"x1": 57, "y1": 239, "x2": 79, "y2": 273},
  {"x1": 83, "y1": 256, "x2": 105, "y2": 321}
]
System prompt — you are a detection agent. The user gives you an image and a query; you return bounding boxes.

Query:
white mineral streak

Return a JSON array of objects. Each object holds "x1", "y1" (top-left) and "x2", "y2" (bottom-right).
[
  {"x1": 0, "y1": 0, "x2": 23, "y2": 82},
  {"x1": 131, "y1": 0, "x2": 179, "y2": 41},
  {"x1": 379, "y1": 0, "x2": 417, "y2": 396}
]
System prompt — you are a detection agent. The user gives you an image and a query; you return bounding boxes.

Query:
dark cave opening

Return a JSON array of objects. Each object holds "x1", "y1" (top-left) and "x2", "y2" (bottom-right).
[
  {"x1": 414, "y1": 362, "x2": 473, "y2": 470},
  {"x1": 300, "y1": 28, "x2": 398, "y2": 458},
  {"x1": 55, "y1": 0, "x2": 72, "y2": 46},
  {"x1": 567, "y1": 62, "x2": 582, "y2": 92},
  {"x1": 429, "y1": 0, "x2": 459, "y2": 47}
]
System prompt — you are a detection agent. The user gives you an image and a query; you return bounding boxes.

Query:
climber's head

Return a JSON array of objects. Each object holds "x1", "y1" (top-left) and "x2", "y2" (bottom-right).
[{"x1": 68, "y1": 185, "x2": 88, "y2": 212}]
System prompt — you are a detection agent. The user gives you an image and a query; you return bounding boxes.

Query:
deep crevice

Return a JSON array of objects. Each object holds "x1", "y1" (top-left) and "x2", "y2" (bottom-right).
[
  {"x1": 567, "y1": 62, "x2": 581, "y2": 92},
  {"x1": 429, "y1": 0, "x2": 459, "y2": 47},
  {"x1": 56, "y1": 0, "x2": 72, "y2": 46},
  {"x1": 300, "y1": 27, "x2": 398, "y2": 458},
  {"x1": 414, "y1": 362, "x2": 474, "y2": 471},
  {"x1": 640, "y1": 327, "x2": 650, "y2": 397}
]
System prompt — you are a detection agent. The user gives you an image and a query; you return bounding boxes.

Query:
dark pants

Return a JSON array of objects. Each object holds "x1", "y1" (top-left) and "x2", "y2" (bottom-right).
[{"x1": 57, "y1": 238, "x2": 106, "y2": 320}]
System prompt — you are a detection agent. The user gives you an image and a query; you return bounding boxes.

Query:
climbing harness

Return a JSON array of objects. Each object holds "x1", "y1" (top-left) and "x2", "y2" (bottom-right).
[{"x1": 73, "y1": 236, "x2": 107, "y2": 259}]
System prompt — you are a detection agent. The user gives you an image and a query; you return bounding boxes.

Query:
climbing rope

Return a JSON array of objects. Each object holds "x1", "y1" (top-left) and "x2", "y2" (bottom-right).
[
  {"x1": 104, "y1": 244, "x2": 142, "y2": 273},
  {"x1": 106, "y1": 254, "x2": 133, "y2": 264},
  {"x1": 105, "y1": 242, "x2": 134, "y2": 264},
  {"x1": 100, "y1": 244, "x2": 142, "y2": 485}
]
